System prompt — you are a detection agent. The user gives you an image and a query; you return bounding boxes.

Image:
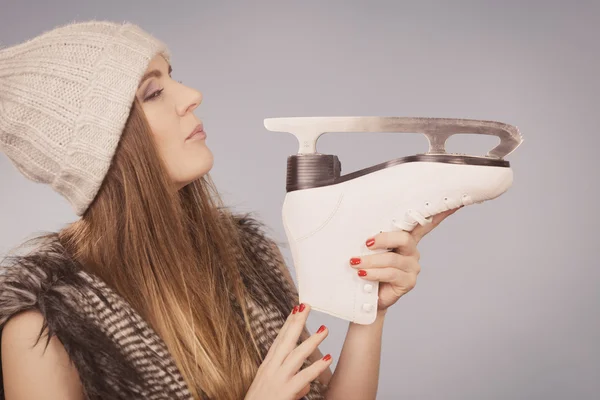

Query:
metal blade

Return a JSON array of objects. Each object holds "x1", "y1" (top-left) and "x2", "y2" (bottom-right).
[{"x1": 264, "y1": 116, "x2": 523, "y2": 159}]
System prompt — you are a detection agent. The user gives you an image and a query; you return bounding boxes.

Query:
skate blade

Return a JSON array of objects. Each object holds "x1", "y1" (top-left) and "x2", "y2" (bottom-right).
[{"x1": 264, "y1": 116, "x2": 524, "y2": 159}]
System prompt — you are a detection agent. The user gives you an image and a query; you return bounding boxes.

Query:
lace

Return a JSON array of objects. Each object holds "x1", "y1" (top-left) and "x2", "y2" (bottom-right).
[{"x1": 390, "y1": 193, "x2": 473, "y2": 231}]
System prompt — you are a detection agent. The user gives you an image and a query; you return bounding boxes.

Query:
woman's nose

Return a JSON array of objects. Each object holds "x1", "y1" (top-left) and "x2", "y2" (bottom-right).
[{"x1": 179, "y1": 88, "x2": 203, "y2": 115}]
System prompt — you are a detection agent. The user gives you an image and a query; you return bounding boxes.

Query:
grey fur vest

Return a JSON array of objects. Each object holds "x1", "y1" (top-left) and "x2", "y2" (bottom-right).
[{"x1": 0, "y1": 213, "x2": 327, "y2": 399}]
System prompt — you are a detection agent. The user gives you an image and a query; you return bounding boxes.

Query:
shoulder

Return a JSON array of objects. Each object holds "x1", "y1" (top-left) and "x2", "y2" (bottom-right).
[
  {"x1": 0, "y1": 234, "x2": 86, "y2": 329},
  {"x1": 0, "y1": 235, "x2": 148, "y2": 399},
  {"x1": 1, "y1": 309, "x2": 85, "y2": 399},
  {"x1": 0, "y1": 235, "x2": 87, "y2": 398}
]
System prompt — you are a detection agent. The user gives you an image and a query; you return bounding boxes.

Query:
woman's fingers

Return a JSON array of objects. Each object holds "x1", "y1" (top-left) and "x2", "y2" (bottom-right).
[
  {"x1": 270, "y1": 303, "x2": 312, "y2": 365},
  {"x1": 289, "y1": 352, "x2": 333, "y2": 396},
  {"x1": 293, "y1": 384, "x2": 311, "y2": 400},
  {"x1": 263, "y1": 303, "x2": 300, "y2": 364},
  {"x1": 247, "y1": 302, "x2": 331, "y2": 400},
  {"x1": 282, "y1": 323, "x2": 329, "y2": 376}
]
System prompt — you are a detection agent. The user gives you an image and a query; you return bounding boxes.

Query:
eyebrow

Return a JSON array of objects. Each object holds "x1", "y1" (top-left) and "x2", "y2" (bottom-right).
[{"x1": 138, "y1": 64, "x2": 173, "y2": 89}]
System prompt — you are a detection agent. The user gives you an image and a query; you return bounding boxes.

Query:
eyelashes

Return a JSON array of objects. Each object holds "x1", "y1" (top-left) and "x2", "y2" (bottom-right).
[
  {"x1": 144, "y1": 80, "x2": 184, "y2": 102},
  {"x1": 146, "y1": 89, "x2": 164, "y2": 101}
]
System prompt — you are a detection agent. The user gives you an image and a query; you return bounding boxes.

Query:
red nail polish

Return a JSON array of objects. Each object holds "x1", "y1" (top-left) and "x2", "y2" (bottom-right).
[
  {"x1": 323, "y1": 354, "x2": 332, "y2": 361},
  {"x1": 358, "y1": 270, "x2": 367, "y2": 277},
  {"x1": 350, "y1": 257, "x2": 361, "y2": 265},
  {"x1": 293, "y1": 305, "x2": 299, "y2": 314},
  {"x1": 366, "y1": 238, "x2": 375, "y2": 247},
  {"x1": 299, "y1": 303, "x2": 306, "y2": 312},
  {"x1": 317, "y1": 325, "x2": 326, "y2": 334}
]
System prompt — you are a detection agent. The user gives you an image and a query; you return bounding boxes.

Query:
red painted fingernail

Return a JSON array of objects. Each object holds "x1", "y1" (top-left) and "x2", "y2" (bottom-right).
[
  {"x1": 358, "y1": 269, "x2": 367, "y2": 277},
  {"x1": 366, "y1": 238, "x2": 375, "y2": 247},
  {"x1": 299, "y1": 303, "x2": 306, "y2": 312},
  {"x1": 317, "y1": 325, "x2": 326, "y2": 334},
  {"x1": 350, "y1": 257, "x2": 361, "y2": 265},
  {"x1": 293, "y1": 305, "x2": 299, "y2": 314},
  {"x1": 323, "y1": 354, "x2": 332, "y2": 361}
]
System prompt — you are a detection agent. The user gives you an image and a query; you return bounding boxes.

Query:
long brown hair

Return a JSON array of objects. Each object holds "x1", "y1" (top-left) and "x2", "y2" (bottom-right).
[{"x1": 57, "y1": 97, "x2": 272, "y2": 399}]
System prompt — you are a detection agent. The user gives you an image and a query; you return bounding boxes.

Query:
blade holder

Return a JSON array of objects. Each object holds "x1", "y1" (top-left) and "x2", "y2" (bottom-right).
[{"x1": 286, "y1": 154, "x2": 342, "y2": 192}]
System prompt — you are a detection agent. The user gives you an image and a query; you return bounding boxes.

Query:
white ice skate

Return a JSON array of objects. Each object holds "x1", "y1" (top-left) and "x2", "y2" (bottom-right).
[{"x1": 264, "y1": 117, "x2": 523, "y2": 324}]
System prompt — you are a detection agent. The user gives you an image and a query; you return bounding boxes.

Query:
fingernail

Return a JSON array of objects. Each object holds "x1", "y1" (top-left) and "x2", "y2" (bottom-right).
[
  {"x1": 366, "y1": 238, "x2": 375, "y2": 247},
  {"x1": 317, "y1": 325, "x2": 326, "y2": 334},
  {"x1": 350, "y1": 257, "x2": 361, "y2": 265},
  {"x1": 292, "y1": 305, "x2": 299, "y2": 314},
  {"x1": 323, "y1": 354, "x2": 332, "y2": 361},
  {"x1": 299, "y1": 303, "x2": 306, "y2": 312},
  {"x1": 358, "y1": 270, "x2": 367, "y2": 277}
]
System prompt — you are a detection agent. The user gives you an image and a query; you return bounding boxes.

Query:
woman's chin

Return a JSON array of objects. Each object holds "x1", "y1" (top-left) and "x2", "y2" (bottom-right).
[
  {"x1": 191, "y1": 146, "x2": 214, "y2": 174},
  {"x1": 174, "y1": 155, "x2": 214, "y2": 190},
  {"x1": 190, "y1": 161, "x2": 214, "y2": 181}
]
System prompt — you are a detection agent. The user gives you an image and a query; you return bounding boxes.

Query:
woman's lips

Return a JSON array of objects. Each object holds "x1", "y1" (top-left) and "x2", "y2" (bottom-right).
[
  {"x1": 187, "y1": 130, "x2": 206, "y2": 141},
  {"x1": 186, "y1": 124, "x2": 206, "y2": 141}
]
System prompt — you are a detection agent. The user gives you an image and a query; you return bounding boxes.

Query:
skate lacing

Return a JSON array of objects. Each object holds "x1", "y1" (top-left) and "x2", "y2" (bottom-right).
[
  {"x1": 391, "y1": 208, "x2": 431, "y2": 231},
  {"x1": 390, "y1": 194, "x2": 473, "y2": 231},
  {"x1": 406, "y1": 209, "x2": 433, "y2": 226}
]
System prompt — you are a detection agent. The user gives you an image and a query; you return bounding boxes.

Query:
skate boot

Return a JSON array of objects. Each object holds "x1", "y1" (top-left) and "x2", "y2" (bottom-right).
[{"x1": 264, "y1": 117, "x2": 523, "y2": 324}]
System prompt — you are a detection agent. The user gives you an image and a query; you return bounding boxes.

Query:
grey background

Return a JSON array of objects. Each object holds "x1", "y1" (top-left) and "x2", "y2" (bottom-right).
[{"x1": 1, "y1": 1, "x2": 598, "y2": 399}]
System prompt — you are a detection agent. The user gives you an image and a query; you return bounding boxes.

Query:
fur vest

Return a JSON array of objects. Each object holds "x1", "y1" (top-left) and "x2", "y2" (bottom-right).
[{"x1": 0, "y1": 213, "x2": 328, "y2": 399}]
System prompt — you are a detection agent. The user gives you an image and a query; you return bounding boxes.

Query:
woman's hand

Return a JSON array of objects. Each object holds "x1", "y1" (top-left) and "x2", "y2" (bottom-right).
[
  {"x1": 348, "y1": 207, "x2": 462, "y2": 311},
  {"x1": 245, "y1": 303, "x2": 332, "y2": 400}
]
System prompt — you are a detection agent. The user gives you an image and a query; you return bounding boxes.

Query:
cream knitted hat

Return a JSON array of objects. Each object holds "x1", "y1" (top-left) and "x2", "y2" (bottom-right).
[{"x1": 0, "y1": 20, "x2": 170, "y2": 216}]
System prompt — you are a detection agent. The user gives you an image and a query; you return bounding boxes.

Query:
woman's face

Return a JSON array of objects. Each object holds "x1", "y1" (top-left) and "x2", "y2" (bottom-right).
[{"x1": 135, "y1": 54, "x2": 213, "y2": 189}]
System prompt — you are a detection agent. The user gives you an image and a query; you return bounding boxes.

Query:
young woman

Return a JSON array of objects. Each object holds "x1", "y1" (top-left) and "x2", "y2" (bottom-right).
[{"x1": 0, "y1": 21, "x2": 458, "y2": 400}]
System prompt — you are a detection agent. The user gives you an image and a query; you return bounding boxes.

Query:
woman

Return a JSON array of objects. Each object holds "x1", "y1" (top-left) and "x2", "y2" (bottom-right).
[{"x1": 0, "y1": 21, "x2": 459, "y2": 400}]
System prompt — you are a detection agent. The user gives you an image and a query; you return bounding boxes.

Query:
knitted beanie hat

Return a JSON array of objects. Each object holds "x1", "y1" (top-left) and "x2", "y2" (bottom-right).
[{"x1": 0, "y1": 20, "x2": 170, "y2": 216}]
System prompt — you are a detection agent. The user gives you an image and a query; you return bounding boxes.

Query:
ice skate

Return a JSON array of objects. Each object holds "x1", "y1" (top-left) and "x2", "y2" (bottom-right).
[{"x1": 264, "y1": 117, "x2": 523, "y2": 324}]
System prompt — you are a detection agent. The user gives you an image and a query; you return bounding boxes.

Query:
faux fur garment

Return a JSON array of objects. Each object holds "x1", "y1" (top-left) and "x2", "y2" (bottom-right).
[{"x1": 0, "y1": 213, "x2": 327, "y2": 399}]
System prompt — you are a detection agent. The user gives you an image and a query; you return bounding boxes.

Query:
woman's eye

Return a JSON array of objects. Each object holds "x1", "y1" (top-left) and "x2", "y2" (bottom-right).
[
  {"x1": 146, "y1": 89, "x2": 164, "y2": 101},
  {"x1": 144, "y1": 79, "x2": 183, "y2": 101}
]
